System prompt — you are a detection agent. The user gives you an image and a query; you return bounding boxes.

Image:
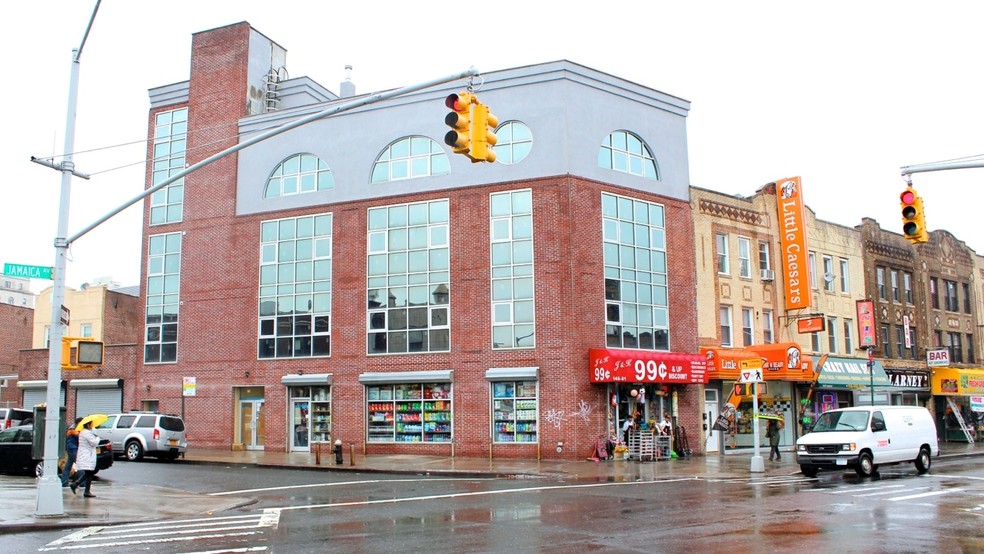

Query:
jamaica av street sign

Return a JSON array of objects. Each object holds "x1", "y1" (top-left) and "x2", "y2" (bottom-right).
[{"x1": 2, "y1": 263, "x2": 53, "y2": 280}]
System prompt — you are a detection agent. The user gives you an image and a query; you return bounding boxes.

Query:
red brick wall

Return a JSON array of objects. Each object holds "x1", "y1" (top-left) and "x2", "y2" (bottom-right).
[
  {"x1": 134, "y1": 23, "x2": 704, "y2": 459},
  {"x1": 0, "y1": 304, "x2": 34, "y2": 407}
]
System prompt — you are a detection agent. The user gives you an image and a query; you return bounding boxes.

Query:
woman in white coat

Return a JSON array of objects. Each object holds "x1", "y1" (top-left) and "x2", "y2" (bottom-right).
[{"x1": 71, "y1": 420, "x2": 99, "y2": 498}]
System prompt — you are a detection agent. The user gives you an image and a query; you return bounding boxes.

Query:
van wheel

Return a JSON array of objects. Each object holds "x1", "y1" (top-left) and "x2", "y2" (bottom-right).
[
  {"x1": 125, "y1": 440, "x2": 144, "y2": 462},
  {"x1": 855, "y1": 452, "x2": 876, "y2": 477},
  {"x1": 915, "y1": 447, "x2": 931, "y2": 474},
  {"x1": 35, "y1": 461, "x2": 44, "y2": 478},
  {"x1": 800, "y1": 464, "x2": 819, "y2": 478}
]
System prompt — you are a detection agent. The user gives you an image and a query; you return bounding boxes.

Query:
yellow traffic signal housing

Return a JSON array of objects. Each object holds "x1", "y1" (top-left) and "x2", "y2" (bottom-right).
[
  {"x1": 444, "y1": 92, "x2": 473, "y2": 155},
  {"x1": 61, "y1": 337, "x2": 104, "y2": 370},
  {"x1": 900, "y1": 186, "x2": 928, "y2": 244},
  {"x1": 469, "y1": 100, "x2": 498, "y2": 163}
]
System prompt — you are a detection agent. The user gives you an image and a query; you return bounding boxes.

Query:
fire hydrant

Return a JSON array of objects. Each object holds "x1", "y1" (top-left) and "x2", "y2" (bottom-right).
[{"x1": 333, "y1": 439, "x2": 343, "y2": 465}]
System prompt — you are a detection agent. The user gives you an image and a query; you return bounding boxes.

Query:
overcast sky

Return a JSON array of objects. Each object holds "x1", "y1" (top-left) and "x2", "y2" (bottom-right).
[{"x1": 4, "y1": 1, "x2": 983, "y2": 294}]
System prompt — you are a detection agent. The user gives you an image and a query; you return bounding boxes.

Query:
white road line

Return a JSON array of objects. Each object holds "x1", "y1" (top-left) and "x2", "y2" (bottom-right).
[
  {"x1": 889, "y1": 488, "x2": 964, "y2": 501},
  {"x1": 38, "y1": 530, "x2": 262, "y2": 551},
  {"x1": 210, "y1": 477, "x2": 490, "y2": 496},
  {"x1": 268, "y1": 477, "x2": 700, "y2": 512},
  {"x1": 181, "y1": 546, "x2": 267, "y2": 554},
  {"x1": 855, "y1": 486, "x2": 929, "y2": 497},
  {"x1": 929, "y1": 474, "x2": 984, "y2": 482},
  {"x1": 823, "y1": 484, "x2": 907, "y2": 495},
  {"x1": 96, "y1": 516, "x2": 263, "y2": 536}
]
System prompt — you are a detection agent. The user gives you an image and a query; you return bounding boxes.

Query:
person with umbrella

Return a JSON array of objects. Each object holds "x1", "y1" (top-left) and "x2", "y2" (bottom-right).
[
  {"x1": 61, "y1": 417, "x2": 83, "y2": 488},
  {"x1": 71, "y1": 415, "x2": 106, "y2": 498}
]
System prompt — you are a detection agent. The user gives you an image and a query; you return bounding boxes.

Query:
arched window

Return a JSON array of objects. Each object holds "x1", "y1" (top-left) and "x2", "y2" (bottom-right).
[
  {"x1": 493, "y1": 121, "x2": 532, "y2": 164},
  {"x1": 371, "y1": 136, "x2": 450, "y2": 183},
  {"x1": 598, "y1": 131, "x2": 659, "y2": 180},
  {"x1": 264, "y1": 153, "x2": 334, "y2": 198}
]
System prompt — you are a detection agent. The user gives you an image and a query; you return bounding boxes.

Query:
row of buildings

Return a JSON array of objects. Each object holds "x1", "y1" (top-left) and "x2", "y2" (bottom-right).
[{"x1": 2, "y1": 21, "x2": 982, "y2": 460}]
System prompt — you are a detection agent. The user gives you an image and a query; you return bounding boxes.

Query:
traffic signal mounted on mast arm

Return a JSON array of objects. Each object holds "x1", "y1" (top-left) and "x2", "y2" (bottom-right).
[
  {"x1": 444, "y1": 92, "x2": 474, "y2": 156},
  {"x1": 468, "y1": 99, "x2": 498, "y2": 163},
  {"x1": 900, "y1": 186, "x2": 928, "y2": 244}
]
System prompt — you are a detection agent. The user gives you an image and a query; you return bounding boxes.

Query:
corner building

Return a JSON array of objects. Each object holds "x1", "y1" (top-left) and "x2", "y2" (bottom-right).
[{"x1": 135, "y1": 22, "x2": 703, "y2": 459}]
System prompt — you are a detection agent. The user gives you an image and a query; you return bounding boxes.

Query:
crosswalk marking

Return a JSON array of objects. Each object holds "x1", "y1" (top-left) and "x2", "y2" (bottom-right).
[
  {"x1": 40, "y1": 511, "x2": 280, "y2": 552},
  {"x1": 889, "y1": 488, "x2": 964, "y2": 502}
]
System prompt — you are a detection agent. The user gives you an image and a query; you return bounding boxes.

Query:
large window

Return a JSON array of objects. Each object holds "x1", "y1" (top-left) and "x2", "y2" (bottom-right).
[
  {"x1": 367, "y1": 200, "x2": 450, "y2": 353},
  {"x1": 827, "y1": 316, "x2": 838, "y2": 354},
  {"x1": 930, "y1": 277, "x2": 939, "y2": 309},
  {"x1": 491, "y1": 190, "x2": 535, "y2": 349},
  {"x1": 762, "y1": 309, "x2": 774, "y2": 344},
  {"x1": 737, "y1": 237, "x2": 751, "y2": 279},
  {"x1": 741, "y1": 308, "x2": 754, "y2": 346},
  {"x1": 598, "y1": 131, "x2": 659, "y2": 180},
  {"x1": 264, "y1": 153, "x2": 334, "y2": 198},
  {"x1": 839, "y1": 258, "x2": 850, "y2": 293},
  {"x1": 949, "y1": 332, "x2": 963, "y2": 364},
  {"x1": 366, "y1": 383, "x2": 451, "y2": 443},
  {"x1": 891, "y1": 270, "x2": 900, "y2": 302},
  {"x1": 150, "y1": 108, "x2": 187, "y2": 225},
  {"x1": 492, "y1": 380, "x2": 538, "y2": 443},
  {"x1": 602, "y1": 193, "x2": 668, "y2": 350},
  {"x1": 493, "y1": 121, "x2": 533, "y2": 164},
  {"x1": 258, "y1": 214, "x2": 333, "y2": 358},
  {"x1": 877, "y1": 267, "x2": 887, "y2": 300},
  {"x1": 844, "y1": 318, "x2": 854, "y2": 354},
  {"x1": 944, "y1": 280, "x2": 958, "y2": 312},
  {"x1": 144, "y1": 232, "x2": 181, "y2": 363},
  {"x1": 371, "y1": 136, "x2": 450, "y2": 184},
  {"x1": 903, "y1": 272, "x2": 913, "y2": 304},
  {"x1": 716, "y1": 234, "x2": 729, "y2": 274},
  {"x1": 758, "y1": 241, "x2": 771, "y2": 272},
  {"x1": 720, "y1": 306, "x2": 733, "y2": 347}
]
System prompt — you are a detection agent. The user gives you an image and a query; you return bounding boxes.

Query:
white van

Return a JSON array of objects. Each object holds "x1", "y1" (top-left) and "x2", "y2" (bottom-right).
[{"x1": 796, "y1": 406, "x2": 939, "y2": 478}]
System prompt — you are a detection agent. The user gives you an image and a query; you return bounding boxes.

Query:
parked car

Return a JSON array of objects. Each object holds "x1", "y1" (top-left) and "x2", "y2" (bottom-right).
[
  {"x1": 796, "y1": 406, "x2": 939, "y2": 478},
  {"x1": 95, "y1": 412, "x2": 188, "y2": 462},
  {"x1": 0, "y1": 407, "x2": 33, "y2": 429},
  {"x1": 0, "y1": 424, "x2": 113, "y2": 477}
]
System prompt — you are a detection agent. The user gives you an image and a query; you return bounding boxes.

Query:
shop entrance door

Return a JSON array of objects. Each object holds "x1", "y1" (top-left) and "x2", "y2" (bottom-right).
[
  {"x1": 291, "y1": 400, "x2": 310, "y2": 452},
  {"x1": 240, "y1": 400, "x2": 265, "y2": 451},
  {"x1": 705, "y1": 389, "x2": 720, "y2": 453}
]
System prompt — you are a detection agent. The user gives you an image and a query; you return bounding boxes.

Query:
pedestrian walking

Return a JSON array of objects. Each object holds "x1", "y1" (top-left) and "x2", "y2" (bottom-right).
[
  {"x1": 767, "y1": 418, "x2": 781, "y2": 461},
  {"x1": 71, "y1": 420, "x2": 99, "y2": 498},
  {"x1": 61, "y1": 418, "x2": 82, "y2": 487}
]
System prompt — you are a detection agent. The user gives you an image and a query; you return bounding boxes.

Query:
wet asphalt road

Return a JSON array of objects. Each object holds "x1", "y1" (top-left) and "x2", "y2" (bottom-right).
[{"x1": 13, "y1": 457, "x2": 984, "y2": 553}]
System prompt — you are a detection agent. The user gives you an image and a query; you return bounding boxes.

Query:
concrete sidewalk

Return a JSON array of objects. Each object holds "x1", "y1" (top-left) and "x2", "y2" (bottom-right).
[{"x1": 3, "y1": 441, "x2": 981, "y2": 534}]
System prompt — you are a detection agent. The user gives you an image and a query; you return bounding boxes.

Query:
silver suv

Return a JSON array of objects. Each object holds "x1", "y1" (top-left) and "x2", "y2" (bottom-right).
[
  {"x1": 0, "y1": 408, "x2": 33, "y2": 430},
  {"x1": 95, "y1": 412, "x2": 188, "y2": 462}
]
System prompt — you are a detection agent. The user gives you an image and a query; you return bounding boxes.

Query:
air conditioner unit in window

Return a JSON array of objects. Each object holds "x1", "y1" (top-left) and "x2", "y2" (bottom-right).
[{"x1": 760, "y1": 269, "x2": 775, "y2": 281}]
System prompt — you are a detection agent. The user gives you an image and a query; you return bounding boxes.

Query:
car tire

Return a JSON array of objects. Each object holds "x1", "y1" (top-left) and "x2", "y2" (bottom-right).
[
  {"x1": 125, "y1": 440, "x2": 145, "y2": 462},
  {"x1": 34, "y1": 461, "x2": 43, "y2": 478},
  {"x1": 855, "y1": 452, "x2": 876, "y2": 477},
  {"x1": 914, "y1": 447, "x2": 931, "y2": 474},
  {"x1": 800, "y1": 464, "x2": 819, "y2": 478}
]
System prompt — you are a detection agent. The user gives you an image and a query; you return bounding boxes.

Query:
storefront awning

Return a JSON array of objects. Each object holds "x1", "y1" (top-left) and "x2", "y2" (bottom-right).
[
  {"x1": 281, "y1": 373, "x2": 333, "y2": 386},
  {"x1": 813, "y1": 356, "x2": 889, "y2": 388},
  {"x1": 69, "y1": 378, "x2": 123, "y2": 389},
  {"x1": 588, "y1": 348, "x2": 707, "y2": 384},
  {"x1": 485, "y1": 367, "x2": 538, "y2": 381},
  {"x1": 16, "y1": 380, "x2": 66, "y2": 389},
  {"x1": 931, "y1": 367, "x2": 984, "y2": 395},
  {"x1": 359, "y1": 370, "x2": 452, "y2": 384},
  {"x1": 702, "y1": 342, "x2": 813, "y2": 381}
]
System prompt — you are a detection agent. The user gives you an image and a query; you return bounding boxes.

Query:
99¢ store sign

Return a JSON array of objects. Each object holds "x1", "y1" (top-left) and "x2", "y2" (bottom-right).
[{"x1": 588, "y1": 348, "x2": 708, "y2": 384}]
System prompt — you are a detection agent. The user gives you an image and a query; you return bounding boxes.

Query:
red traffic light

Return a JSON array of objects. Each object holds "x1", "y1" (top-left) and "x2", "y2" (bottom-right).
[{"x1": 900, "y1": 189, "x2": 916, "y2": 205}]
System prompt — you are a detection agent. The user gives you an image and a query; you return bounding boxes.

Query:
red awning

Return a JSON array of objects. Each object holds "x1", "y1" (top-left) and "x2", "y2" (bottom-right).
[{"x1": 589, "y1": 348, "x2": 708, "y2": 384}]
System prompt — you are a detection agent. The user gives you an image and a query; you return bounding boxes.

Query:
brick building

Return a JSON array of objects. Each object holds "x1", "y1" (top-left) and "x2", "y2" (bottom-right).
[
  {"x1": 131, "y1": 22, "x2": 705, "y2": 459},
  {"x1": 0, "y1": 303, "x2": 33, "y2": 408}
]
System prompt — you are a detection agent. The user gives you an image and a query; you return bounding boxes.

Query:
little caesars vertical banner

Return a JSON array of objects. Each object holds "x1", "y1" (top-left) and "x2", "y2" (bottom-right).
[{"x1": 776, "y1": 177, "x2": 812, "y2": 310}]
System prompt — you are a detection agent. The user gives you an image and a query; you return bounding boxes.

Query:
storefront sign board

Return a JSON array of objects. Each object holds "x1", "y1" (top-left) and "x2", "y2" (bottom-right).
[
  {"x1": 932, "y1": 367, "x2": 984, "y2": 396},
  {"x1": 812, "y1": 356, "x2": 890, "y2": 388},
  {"x1": 589, "y1": 348, "x2": 707, "y2": 384},
  {"x1": 775, "y1": 177, "x2": 812, "y2": 310},
  {"x1": 927, "y1": 349, "x2": 950, "y2": 367}
]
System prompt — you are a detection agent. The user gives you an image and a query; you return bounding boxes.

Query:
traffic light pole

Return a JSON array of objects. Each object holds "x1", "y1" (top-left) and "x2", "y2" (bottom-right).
[
  {"x1": 31, "y1": 12, "x2": 478, "y2": 514},
  {"x1": 900, "y1": 159, "x2": 984, "y2": 177}
]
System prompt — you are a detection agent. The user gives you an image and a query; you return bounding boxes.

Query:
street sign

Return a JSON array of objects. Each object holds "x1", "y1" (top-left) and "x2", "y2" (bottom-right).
[
  {"x1": 738, "y1": 369, "x2": 764, "y2": 383},
  {"x1": 3, "y1": 262, "x2": 53, "y2": 280}
]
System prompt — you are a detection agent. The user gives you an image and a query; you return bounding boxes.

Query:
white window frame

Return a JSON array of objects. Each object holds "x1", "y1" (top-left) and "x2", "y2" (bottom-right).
[
  {"x1": 716, "y1": 234, "x2": 729, "y2": 275},
  {"x1": 823, "y1": 255, "x2": 835, "y2": 292},
  {"x1": 827, "y1": 316, "x2": 838, "y2": 354},
  {"x1": 741, "y1": 307, "x2": 754, "y2": 346},
  {"x1": 762, "y1": 309, "x2": 774, "y2": 344},
  {"x1": 758, "y1": 241, "x2": 771, "y2": 271},
  {"x1": 839, "y1": 258, "x2": 850, "y2": 293},
  {"x1": 844, "y1": 318, "x2": 854, "y2": 353},
  {"x1": 720, "y1": 306, "x2": 733, "y2": 347},
  {"x1": 737, "y1": 237, "x2": 751, "y2": 279}
]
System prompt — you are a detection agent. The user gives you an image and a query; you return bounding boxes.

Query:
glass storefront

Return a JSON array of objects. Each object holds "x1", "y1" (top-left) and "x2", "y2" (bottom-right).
[
  {"x1": 367, "y1": 383, "x2": 452, "y2": 443},
  {"x1": 288, "y1": 385, "x2": 331, "y2": 451},
  {"x1": 492, "y1": 380, "x2": 538, "y2": 443}
]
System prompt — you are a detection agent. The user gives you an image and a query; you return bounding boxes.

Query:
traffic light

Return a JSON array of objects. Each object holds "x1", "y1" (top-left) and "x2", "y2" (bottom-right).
[
  {"x1": 444, "y1": 92, "x2": 473, "y2": 155},
  {"x1": 468, "y1": 100, "x2": 498, "y2": 163},
  {"x1": 900, "y1": 186, "x2": 928, "y2": 244}
]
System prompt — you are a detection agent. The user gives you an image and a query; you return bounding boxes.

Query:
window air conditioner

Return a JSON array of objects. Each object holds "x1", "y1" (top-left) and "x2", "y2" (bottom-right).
[{"x1": 760, "y1": 269, "x2": 775, "y2": 281}]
